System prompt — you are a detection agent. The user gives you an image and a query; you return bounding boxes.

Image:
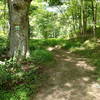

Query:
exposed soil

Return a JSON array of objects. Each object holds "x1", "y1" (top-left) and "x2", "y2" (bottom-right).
[{"x1": 31, "y1": 49, "x2": 100, "y2": 100}]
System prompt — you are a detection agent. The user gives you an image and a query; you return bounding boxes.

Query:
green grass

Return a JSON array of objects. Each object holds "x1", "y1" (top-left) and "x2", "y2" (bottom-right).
[
  {"x1": 31, "y1": 49, "x2": 54, "y2": 64},
  {"x1": 70, "y1": 40, "x2": 100, "y2": 79},
  {"x1": 29, "y1": 38, "x2": 66, "y2": 50}
]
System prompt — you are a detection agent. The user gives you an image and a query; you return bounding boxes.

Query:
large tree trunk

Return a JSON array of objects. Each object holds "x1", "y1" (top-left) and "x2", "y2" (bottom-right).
[{"x1": 7, "y1": 0, "x2": 31, "y2": 60}]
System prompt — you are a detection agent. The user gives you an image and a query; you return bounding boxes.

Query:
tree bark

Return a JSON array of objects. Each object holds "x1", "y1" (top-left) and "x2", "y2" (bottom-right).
[
  {"x1": 80, "y1": 0, "x2": 87, "y2": 38},
  {"x1": 7, "y1": 0, "x2": 31, "y2": 60},
  {"x1": 79, "y1": 3, "x2": 82, "y2": 38},
  {"x1": 83, "y1": 2, "x2": 87, "y2": 38},
  {"x1": 92, "y1": 0, "x2": 97, "y2": 39}
]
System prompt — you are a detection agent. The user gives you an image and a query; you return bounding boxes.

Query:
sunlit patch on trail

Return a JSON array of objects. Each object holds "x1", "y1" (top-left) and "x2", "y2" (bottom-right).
[
  {"x1": 87, "y1": 82, "x2": 100, "y2": 99},
  {"x1": 76, "y1": 61, "x2": 95, "y2": 71},
  {"x1": 47, "y1": 45, "x2": 62, "y2": 51},
  {"x1": 64, "y1": 82, "x2": 72, "y2": 88},
  {"x1": 82, "y1": 77, "x2": 90, "y2": 82},
  {"x1": 47, "y1": 47, "x2": 55, "y2": 51},
  {"x1": 63, "y1": 57, "x2": 72, "y2": 62},
  {"x1": 31, "y1": 49, "x2": 99, "y2": 100}
]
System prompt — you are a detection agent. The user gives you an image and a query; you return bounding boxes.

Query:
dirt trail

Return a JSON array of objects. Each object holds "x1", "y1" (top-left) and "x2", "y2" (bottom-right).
[{"x1": 31, "y1": 49, "x2": 100, "y2": 100}]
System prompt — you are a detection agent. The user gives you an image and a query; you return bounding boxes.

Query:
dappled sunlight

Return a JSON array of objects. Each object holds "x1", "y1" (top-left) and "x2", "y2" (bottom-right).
[
  {"x1": 64, "y1": 51, "x2": 72, "y2": 54},
  {"x1": 55, "y1": 45, "x2": 62, "y2": 49},
  {"x1": 47, "y1": 47, "x2": 55, "y2": 51},
  {"x1": 32, "y1": 49, "x2": 99, "y2": 100},
  {"x1": 82, "y1": 77, "x2": 90, "y2": 82},
  {"x1": 33, "y1": 79, "x2": 97, "y2": 100},
  {"x1": 55, "y1": 54, "x2": 73, "y2": 62},
  {"x1": 63, "y1": 58, "x2": 72, "y2": 62},
  {"x1": 76, "y1": 60, "x2": 95, "y2": 71},
  {"x1": 34, "y1": 87, "x2": 75, "y2": 100},
  {"x1": 47, "y1": 45, "x2": 62, "y2": 51},
  {"x1": 83, "y1": 40, "x2": 99, "y2": 49},
  {"x1": 70, "y1": 47, "x2": 85, "y2": 52},
  {"x1": 55, "y1": 54, "x2": 61, "y2": 58},
  {"x1": 87, "y1": 82, "x2": 100, "y2": 99},
  {"x1": 64, "y1": 82, "x2": 72, "y2": 88}
]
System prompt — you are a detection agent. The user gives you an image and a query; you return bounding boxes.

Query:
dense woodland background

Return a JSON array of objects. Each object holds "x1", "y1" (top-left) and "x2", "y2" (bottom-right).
[{"x1": 0, "y1": 0, "x2": 100, "y2": 100}]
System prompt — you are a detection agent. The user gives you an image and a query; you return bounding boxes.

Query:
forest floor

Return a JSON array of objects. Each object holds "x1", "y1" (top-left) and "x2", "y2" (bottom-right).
[{"x1": 31, "y1": 49, "x2": 100, "y2": 100}]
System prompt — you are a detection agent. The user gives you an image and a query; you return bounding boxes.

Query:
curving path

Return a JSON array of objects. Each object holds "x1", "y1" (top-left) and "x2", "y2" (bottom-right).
[{"x1": 31, "y1": 49, "x2": 100, "y2": 100}]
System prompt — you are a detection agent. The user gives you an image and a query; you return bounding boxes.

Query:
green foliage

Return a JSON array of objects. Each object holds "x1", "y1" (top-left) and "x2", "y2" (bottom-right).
[
  {"x1": 0, "y1": 84, "x2": 30, "y2": 100},
  {"x1": 0, "y1": 58, "x2": 40, "y2": 99},
  {"x1": 61, "y1": 40, "x2": 81, "y2": 50},
  {"x1": 30, "y1": 2, "x2": 61, "y2": 39},
  {"x1": 42, "y1": 39, "x2": 63, "y2": 47},
  {"x1": 31, "y1": 49, "x2": 53, "y2": 64},
  {"x1": 0, "y1": 59, "x2": 19, "y2": 90},
  {"x1": 29, "y1": 39, "x2": 65, "y2": 50},
  {"x1": 44, "y1": 0, "x2": 62, "y2": 6},
  {"x1": 29, "y1": 0, "x2": 100, "y2": 39},
  {"x1": 0, "y1": 37, "x2": 7, "y2": 60},
  {"x1": 0, "y1": 0, "x2": 8, "y2": 35}
]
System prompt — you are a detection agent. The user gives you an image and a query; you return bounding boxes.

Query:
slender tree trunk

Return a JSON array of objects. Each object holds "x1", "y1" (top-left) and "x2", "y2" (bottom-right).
[
  {"x1": 83, "y1": 3, "x2": 87, "y2": 38},
  {"x1": 72, "y1": 12, "x2": 76, "y2": 34},
  {"x1": 79, "y1": 3, "x2": 83, "y2": 38},
  {"x1": 7, "y1": 0, "x2": 31, "y2": 60},
  {"x1": 80, "y1": 0, "x2": 87, "y2": 39},
  {"x1": 80, "y1": 0, "x2": 84, "y2": 38},
  {"x1": 92, "y1": 0, "x2": 97, "y2": 39}
]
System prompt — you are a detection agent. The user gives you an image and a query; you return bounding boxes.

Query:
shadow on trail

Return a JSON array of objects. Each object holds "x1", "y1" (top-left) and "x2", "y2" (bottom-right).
[{"x1": 31, "y1": 49, "x2": 100, "y2": 100}]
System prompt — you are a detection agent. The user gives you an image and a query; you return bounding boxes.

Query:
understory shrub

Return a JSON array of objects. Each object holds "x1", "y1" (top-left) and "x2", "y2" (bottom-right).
[
  {"x1": 0, "y1": 58, "x2": 40, "y2": 99},
  {"x1": 0, "y1": 37, "x2": 8, "y2": 59},
  {"x1": 61, "y1": 40, "x2": 81, "y2": 49}
]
